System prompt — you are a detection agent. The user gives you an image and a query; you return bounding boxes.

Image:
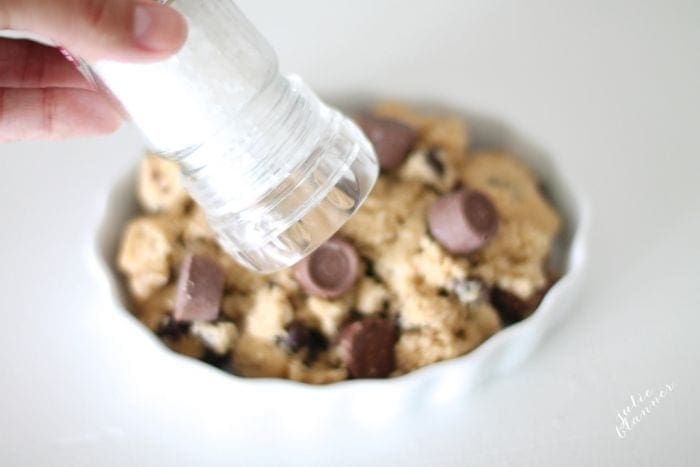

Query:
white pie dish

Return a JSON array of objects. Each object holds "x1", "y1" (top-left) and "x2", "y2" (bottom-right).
[{"x1": 94, "y1": 101, "x2": 589, "y2": 415}]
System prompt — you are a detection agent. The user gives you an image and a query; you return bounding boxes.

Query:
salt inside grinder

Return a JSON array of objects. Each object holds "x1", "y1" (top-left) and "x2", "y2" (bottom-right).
[{"x1": 80, "y1": 0, "x2": 378, "y2": 272}]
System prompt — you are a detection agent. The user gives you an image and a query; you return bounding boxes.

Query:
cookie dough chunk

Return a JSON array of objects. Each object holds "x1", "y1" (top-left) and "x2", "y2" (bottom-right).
[
  {"x1": 339, "y1": 178, "x2": 403, "y2": 249},
  {"x1": 299, "y1": 295, "x2": 353, "y2": 340},
  {"x1": 462, "y1": 152, "x2": 560, "y2": 302},
  {"x1": 395, "y1": 321, "x2": 482, "y2": 373},
  {"x1": 372, "y1": 102, "x2": 432, "y2": 133},
  {"x1": 244, "y1": 285, "x2": 294, "y2": 341},
  {"x1": 190, "y1": 321, "x2": 238, "y2": 356},
  {"x1": 183, "y1": 205, "x2": 216, "y2": 242},
  {"x1": 232, "y1": 334, "x2": 289, "y2": 378},
  {"x1": 117, "y1": 216, "x2": 177, "y2": 300},
  {"x1": 134, "y1": 284, "x2": 176, "y2": 331},
  {"x1": 398, "y1": 147, "x2": 460, "y2": 193},
  {"x1": 117, "y1": 103, "x2": 562, "y2": 384},
  {"x1": 165, "y1": 333, "x2": 206, "y2": 359},
  {"x1": 411, "y1": 236, "x2": 470, "y2": 290},
  {"x1": 341, "y1": 177, "x2": 431, "y2": 254},
  {"x1": 397, "y1": 287, "x2": 466, "y2": 332},
  {"x1": 288, "y1": 360, "x2": 348, "y2": 385},
  {"x1": 137, "y1": 154, "x2": 189, "y2": 214},
  {"x1": 354, "y1": 277, "x2": 390, "y2": 315},
  {"x1": 469, "y1": 301, "x2": 503, "y2": 338},
  {"x1": 422, "y1": 116, "x2": 469, "y2": 154}
]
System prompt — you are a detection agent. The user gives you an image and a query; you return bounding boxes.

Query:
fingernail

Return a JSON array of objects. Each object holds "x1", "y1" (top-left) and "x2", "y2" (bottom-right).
[{"x1": 133, "y1": 3, "x2": 187, "y2": 52}]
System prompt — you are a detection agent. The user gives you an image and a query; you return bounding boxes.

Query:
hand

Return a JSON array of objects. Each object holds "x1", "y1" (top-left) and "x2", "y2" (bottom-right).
[{"x1": 0, "y1": 0, "x2": 188, "y2": 142}]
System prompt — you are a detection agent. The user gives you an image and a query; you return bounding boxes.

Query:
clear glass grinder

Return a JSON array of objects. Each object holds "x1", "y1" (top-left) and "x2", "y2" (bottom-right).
[{"x1": 79, "y1": 0, "x2": 378, "y2": 273}]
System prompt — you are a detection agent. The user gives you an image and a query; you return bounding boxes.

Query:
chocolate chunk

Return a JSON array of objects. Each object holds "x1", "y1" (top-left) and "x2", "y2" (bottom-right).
[
  {"x1": 357, "y1": 115, "x2": 417, "y2": 170},
  {"x1": 280, "y1": 321, "x2": 311, "y2": 353},
  {"x1": 425, "y1": 147, "x2": 445, "y2": 176},
  {"x1": 173, "y1": 253, "x2": 225, "y2": 322},
  {"x1": 362, "y1": 256, "x2": 377, "y2": 279},
  {"x1": 293, "y1": 237, "x2": 360, "y2": 299},
  {"x1": 278, "y1": 321, "x2": 328, "y2": 365},
  {"x1": 338, "y1": 317, "x2": 397, "y2": 378},
  {"x1": 491, "y1": 286, "x2": 547, "y2": 323},
  {"x1": 201, "y1": 350, "x2": 231, "y2": 369},
  {"x1": 156, "y1": 316, "x2": 190, "y2": 340},
  {"x1": 427, "y1": 188, "x2": 499, "y2": 254},
  {"x1": 304, "y1": 329, "x2": 329, "y2": 365},
  {"x1": 347, "y1": 309, "x2": 364, "y2": 323}
]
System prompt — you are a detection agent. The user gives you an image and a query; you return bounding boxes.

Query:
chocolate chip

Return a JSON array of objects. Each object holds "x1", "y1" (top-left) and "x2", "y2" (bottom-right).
[
  {"x1": 277, "y1": 321, "x2": 328, "y2": 365},
  {"x1": 425, "y1": 147, "x2": 445, "y2": 176},
  {"x1": 357, "y1": 115, "x2": 417, "y2": 170},
  {"x1": 338, "y1": 317, "x2": 397, "y2": 378},
  {"x1": 280, "y1": 321, "x2": 311, "y2": 353},
  {"x1": 156, "y1": 316, "x2": 190, "y2": 340},
  {"x1": 427, "y1": 188, "x2": 499, "y2": 254},
  {"x1": 201, "y1": 350, "x2": 231, "y2": 369},
  {"x1": 347, "y1": 309, "x2": 364, "y2": 323},
  {"x1": 491, "y1": 286, "x2": 547, "y2": 323},
  {"x1": 362, "y1": 256, "x2": 377, "y2": 278},
  {"x1": 173, "y1": 253, "x2": 225, "y2": 322},
  {"x1": 304, "y1": 329, "x2": 329, "y2": 365},
  {"x1": 293, "y1": 237, "x2": 360, "y2": 299}
]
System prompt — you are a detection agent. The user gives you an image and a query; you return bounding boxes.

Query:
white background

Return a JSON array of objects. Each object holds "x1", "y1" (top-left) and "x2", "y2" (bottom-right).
[{"x1": 1, "y1": 0, "x2": 699, "y2": 465}]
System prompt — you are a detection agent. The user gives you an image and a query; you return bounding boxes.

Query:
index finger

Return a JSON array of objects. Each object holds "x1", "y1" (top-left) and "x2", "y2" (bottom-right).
[{"x1": 0, "y1": 0, "x2": 188, "y2": 62}]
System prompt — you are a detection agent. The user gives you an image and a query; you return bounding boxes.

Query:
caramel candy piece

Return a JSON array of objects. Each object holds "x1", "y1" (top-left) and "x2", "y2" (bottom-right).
[
  {"x1": 173, "y1": 253, "x2": 225, "y2": 322},
  {"x1": 428, "y1": 188, "x2": 499, "y2": 254},
  {"x1": 357, "y1": 115, "x2": 417, "y2": 170},
  {"x1": 338, "y1": 317, "x2": 397, "y2": 378},
  {"x1": 293, "y1": 238, "x2": 360, "y2": 299}
]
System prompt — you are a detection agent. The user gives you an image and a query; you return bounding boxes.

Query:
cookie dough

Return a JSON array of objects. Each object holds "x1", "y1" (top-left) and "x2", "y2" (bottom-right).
[{"x1": 116, "y1": 104, "x2": 561, "y2": 383}]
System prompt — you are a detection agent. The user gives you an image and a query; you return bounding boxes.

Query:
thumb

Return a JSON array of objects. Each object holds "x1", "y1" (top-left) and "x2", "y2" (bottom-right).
[{"x1": 1, "y1": 0, "x2": 188, "y2": 62}]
